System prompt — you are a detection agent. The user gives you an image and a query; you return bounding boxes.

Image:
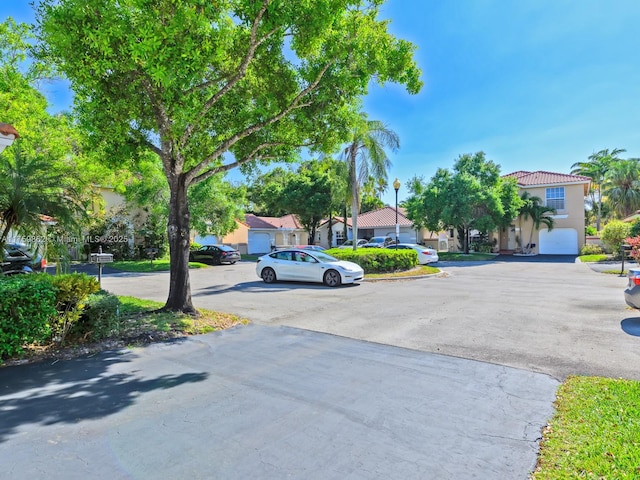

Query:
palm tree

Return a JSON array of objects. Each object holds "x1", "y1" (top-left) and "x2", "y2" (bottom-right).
[
  {"x1": 518, "y1": 192, "x2": 555, "y2": 254},
  {"x1": 0, "y1": 145, "x2": 85, "y2": 251},
  {"x1": 342, "y1": 114, "x2": 399, "y2": 249},
  {"x1": 571, "y1": 147, "x2": 625, "y2": 231},
  {"x1": 603, "y1": 158, "x2": 640, "y2": 218}
]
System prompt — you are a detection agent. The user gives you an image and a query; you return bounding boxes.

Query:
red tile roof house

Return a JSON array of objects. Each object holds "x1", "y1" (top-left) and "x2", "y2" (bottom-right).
[
  {"x1": 498, "y1": 171, "x2": 591, "y2": 255},
  {"x1": 244, "y1": 214, "x2": 309, "y2": 254}
]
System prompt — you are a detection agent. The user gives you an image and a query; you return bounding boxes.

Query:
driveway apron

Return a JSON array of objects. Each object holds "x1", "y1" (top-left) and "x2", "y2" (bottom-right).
[{"x1": 0, "y1": 325, "x2": 558, "y2": 479}]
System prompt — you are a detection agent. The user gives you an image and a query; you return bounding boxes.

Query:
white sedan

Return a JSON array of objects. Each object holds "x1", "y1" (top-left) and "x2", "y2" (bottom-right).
[
  {"x1": 256, "y1": 249, "x2": 364, "y2": 287},
  {"x1": 386, "y1": 243, "x2": 439, "y2": 264}
]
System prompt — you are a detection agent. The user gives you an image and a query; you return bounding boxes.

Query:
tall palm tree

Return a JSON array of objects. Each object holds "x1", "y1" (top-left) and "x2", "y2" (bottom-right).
[
  {"x1": 571, "y1": 147, "x2": 625, "y2": 231},
  {"x1": 342, "y1": 114, "x2": 399, "y2": 249},
  {"x1": 0, "y1": 145, "x2": 85, "y2": 250},
  {"x1": 603, "y1": 158, "x2": 640, "y2": 218},
  {"x1": 518, "y1": 192, "x2": 555, "y2": 254}
]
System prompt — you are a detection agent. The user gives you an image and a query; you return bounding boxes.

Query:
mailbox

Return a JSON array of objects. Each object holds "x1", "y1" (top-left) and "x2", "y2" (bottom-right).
[{"x1": 90, "y1": 253, "x2": 114, "y2": 264}]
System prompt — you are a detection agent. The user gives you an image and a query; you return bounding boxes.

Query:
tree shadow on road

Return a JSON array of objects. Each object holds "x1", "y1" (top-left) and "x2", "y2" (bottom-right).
[{"x1": 0, "y1": 347, "x2": 207, "y2": 443}]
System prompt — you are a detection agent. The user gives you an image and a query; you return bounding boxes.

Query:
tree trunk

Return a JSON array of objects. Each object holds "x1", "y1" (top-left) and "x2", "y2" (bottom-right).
[{"x1": 163, "y1": 174, "x2": 197, "y2": 315}]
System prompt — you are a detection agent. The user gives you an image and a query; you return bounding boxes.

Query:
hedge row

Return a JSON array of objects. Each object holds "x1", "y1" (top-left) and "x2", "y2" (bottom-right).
[
  {"x1": 0, "y1": 273, "x2": 121, "y2": 362},
  {"x1": 326, "y1": 248, "x2": 418, "y2": 273}
]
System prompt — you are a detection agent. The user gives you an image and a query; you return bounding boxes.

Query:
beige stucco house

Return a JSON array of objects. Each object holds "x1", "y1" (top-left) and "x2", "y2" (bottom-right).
[{"x1": 498, "y1": 171, "x2": 591, "y2": 255}]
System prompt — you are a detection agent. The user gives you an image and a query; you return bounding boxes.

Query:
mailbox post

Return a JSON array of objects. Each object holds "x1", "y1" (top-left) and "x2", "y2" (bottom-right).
[{"x1": 90, "y1": 246, "x2": 114, "y2": 286}]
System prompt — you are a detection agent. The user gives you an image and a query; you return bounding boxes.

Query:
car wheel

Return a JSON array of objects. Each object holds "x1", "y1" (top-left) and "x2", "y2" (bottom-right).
[
  {"x1": 323, "y1": 269, "x2": 341, "y2": 287},
  {"x1": 230, "y1": 261, "x2": 236, "y2": 265},
  {"x1": 261, "y1": 267, "x2": 277, "y2": 283}
]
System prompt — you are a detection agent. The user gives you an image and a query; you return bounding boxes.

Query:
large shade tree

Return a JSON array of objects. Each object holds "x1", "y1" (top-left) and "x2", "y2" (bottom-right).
[
  {"x1": 36, "y1": 0, "x2": 422, "y2": 314},
  {"x1": 342, "y1": 114, "x2": 399, "y2": 249},
  {"x1": 405, "y1": 152, "x2": 522, "y2": 254}
]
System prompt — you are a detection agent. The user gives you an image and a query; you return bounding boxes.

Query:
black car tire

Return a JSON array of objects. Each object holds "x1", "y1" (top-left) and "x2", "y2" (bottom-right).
[
  {"x1": 230, "y1": 261, "x2": 237, "y2": 264},
  {"x1": 261, "y1": 267, "x2": 277, "y2": 283},
  {"x1": 323, "y1": 269, "x2": 341, "y2": 287}
]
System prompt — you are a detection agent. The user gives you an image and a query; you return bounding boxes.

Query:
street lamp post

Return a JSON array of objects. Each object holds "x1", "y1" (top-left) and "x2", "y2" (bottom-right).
[
  {"x1": 0, "y1": 123, "x2": 19, "y2": 154},
  {"x1": 393, "y1": 178, "x2": 401, "y2": 246}
]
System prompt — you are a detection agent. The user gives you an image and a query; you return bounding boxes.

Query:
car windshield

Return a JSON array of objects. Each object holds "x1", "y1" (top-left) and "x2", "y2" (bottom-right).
[
  {"x1": 309, "y1": 251, "x2": 339, "y2": 263},
  {"x1": 218, "y1": 245, "x2": 236, "y2": 252},
  {"x1": 369, "y1": 237, "x2": 385, "y2": 242}
]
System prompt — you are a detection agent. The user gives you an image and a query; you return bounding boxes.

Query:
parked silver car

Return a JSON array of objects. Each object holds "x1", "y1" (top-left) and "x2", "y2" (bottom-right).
[
  {"x1": 256, "y1": 249, "x2": 364, "y2": 287},
  {"x1": 625, "y1": 268, "x2": 640, "y2": 308}
]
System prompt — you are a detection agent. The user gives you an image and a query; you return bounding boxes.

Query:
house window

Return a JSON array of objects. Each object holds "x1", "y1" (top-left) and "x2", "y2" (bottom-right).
[
  {"x1": 546, "y1": 187, "x2": 565, "y2": 211},
  {"x1": 335, "y1": 230, "x2": 345, "y2": 244}
]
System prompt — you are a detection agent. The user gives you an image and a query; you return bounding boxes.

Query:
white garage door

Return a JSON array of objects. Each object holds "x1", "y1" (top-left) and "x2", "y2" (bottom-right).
[
  {"x1": 538, "y1": 228, "x2": 578, "y2": 254},
  {"x1": 249, "y1": 232, "x2": 271, "y2": 254}
]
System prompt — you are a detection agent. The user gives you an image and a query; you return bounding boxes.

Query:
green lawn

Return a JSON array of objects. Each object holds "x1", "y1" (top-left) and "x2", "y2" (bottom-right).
[
  {"x1": 110, "y1": 259, "x2": 208, "y2": 272},
  {"x1": 533, "y1": 376, "x2": 640, "y2": 479}
]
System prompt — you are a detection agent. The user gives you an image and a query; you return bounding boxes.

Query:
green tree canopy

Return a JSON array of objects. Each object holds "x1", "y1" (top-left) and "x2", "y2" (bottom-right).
[
  {"x1": 36, "y1": 0, "x2": 422, "y2": 313},
  {"x1": 571, "y1": 147, "x2": 626, "y2": 231},
  {"x1": 405, "y1": 152, "x2": 521, "y2": 254}
]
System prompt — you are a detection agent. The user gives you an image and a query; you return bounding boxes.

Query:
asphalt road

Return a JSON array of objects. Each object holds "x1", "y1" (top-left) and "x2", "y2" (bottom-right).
[
  {"x1": 101, "y1": 256, "x2": 639, "y2": 380},
  {"x1": 2, "y1": 256, "x2": 635, "y2": 479}
]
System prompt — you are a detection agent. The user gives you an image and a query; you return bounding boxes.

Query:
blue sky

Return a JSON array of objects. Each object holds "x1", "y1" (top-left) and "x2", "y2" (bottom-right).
[{"x1": 5, "y1": 0, "x2": 640, "y2": 205}]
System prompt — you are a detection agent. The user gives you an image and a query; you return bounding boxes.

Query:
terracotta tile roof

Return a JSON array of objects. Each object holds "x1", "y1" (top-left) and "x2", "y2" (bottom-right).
[
  {"x1": 503, "y1": 170, "x2": 591, "y2": 195},
  {"x1": 244, "y1": 213, "x2": 303, "y2": 229},
  {"x1": 503, "y1": 170, "x2": 591, "y2": 186},
  {"x1": 319, "y1": 216, "x2": 353, "y2": 228},
  {"x1": 357, "y1": 206, "x2": 413, "y2": 228}
]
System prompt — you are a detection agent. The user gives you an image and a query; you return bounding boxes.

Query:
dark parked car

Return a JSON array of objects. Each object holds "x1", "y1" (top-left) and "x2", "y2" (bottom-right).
[
  {"x1": 2, "y1": 243, "x2": 46, "y2": 275},
  {"x1": 189, "y1": 244, "x2": 241, "y2": 265},
  {"x1": 362, "y1": 236, "x2": 395, "y2": 248}
]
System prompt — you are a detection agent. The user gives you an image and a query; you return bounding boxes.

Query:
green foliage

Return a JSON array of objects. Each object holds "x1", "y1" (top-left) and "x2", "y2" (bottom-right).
[
  {"x1": 35, "y1": 0, "x2": 422, "y2": 312},
  {"x1": 405, "y1": 152, "x2": 521, "y2": 254},
  {"x1": 585, "y1": 225, "x2": 597, "y2": 236},
  {"x1": 0, "y1": 275, "x2": 56, "y2": 360},
  {"x1": 76, "y1": 290, "x2": 123, "y2": 340},
  {"x1": 629, "y1": 219, "x2": 640, "y2": 238},
  {"x1": 327, "y1": 247, "x2": 417, "y2": 273},
  {"x1": 47, "y1": 273, "x2": 101, "y2": 343},
  {"x1": 579, "y1": 244, "x2": 604, "y2": 256},
  {"x1": 600, "y1": 220, "x2": 631, "y2": 256}
]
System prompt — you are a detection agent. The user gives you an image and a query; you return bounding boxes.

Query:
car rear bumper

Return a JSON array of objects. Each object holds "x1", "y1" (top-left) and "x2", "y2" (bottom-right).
[{"x1": 625, "y1": 287, "x2": 640, "y2": 309}]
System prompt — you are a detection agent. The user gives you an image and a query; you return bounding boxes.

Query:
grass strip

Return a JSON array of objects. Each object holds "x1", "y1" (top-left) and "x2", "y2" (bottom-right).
[{"x1": 533, "y1": 376, "x2": 640, "y2": 479}]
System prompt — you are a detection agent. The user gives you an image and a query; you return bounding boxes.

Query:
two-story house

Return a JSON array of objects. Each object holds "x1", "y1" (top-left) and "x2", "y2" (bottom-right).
[{"x1": 499, "y1": 171, "x2": 591, "y2": 255}]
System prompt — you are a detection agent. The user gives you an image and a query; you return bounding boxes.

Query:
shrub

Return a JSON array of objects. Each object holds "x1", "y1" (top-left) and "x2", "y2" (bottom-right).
[
  {"x1": 0, "y1": 275, "x2": 57, "y2": 360},
  {"x1": 47, "y1": 273, "x2": 101, "y2": 344},
  {"x1": 600, "y1": 221, "x2": 632, "y2": 257},
  {"x1": 580, "y1": 244, "x2": 604, "y2": 256},
  {"x1": 630, "y1": 219, "x2": 640, "y2": 238},
  {"x1": 76, "y1": 290, "x2": 123, "y2": 340},
  {"x1": 585, "y1": 225, "x2": 597, "y2": 236},
  {"x1": 327, "y1": 248, "x2": 417, "y2": 273}
]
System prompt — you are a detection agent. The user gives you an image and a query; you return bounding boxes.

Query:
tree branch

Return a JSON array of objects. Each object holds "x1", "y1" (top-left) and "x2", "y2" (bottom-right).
[
  {"x1": 184, "y1": 61, "x2": 332, "y2": 186},
  {"x1": 180, "y1": 0, "x2": 280, "y2": 148}
]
